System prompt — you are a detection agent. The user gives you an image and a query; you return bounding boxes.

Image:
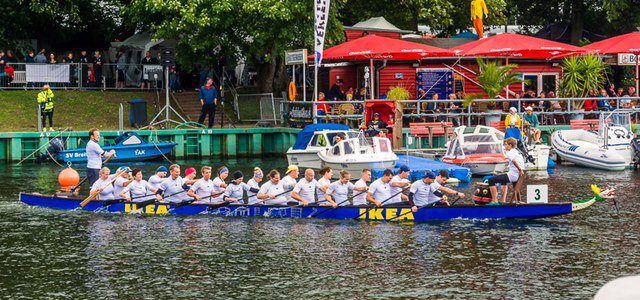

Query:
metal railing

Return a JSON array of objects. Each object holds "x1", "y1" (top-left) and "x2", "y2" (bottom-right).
[
  {"x1": 293, "y1": 96, "x2": 640, "y2": 127},
  {"x1": 2, "y1": 63, "x2": 166, "y2": 90}
]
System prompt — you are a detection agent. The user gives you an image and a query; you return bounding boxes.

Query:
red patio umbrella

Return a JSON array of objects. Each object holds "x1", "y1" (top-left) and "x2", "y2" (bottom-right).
[
  {"x1": 583, "y1": 32, "x2": 640, "y2": 94},
  {"x1": 315, "y1": 35, "x2": 453, "y2": 61},
  {"x1": 451, "y1": 33, "x2": 584, "y2": 98}
]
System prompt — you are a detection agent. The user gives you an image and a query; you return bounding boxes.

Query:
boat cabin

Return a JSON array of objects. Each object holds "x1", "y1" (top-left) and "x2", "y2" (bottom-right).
[
  {"x1": 446, "y1": 127, "x2": 505, "y2": 158},
  {"x1": 326, "y1": 136, "x2": 393, "y2": 157}
]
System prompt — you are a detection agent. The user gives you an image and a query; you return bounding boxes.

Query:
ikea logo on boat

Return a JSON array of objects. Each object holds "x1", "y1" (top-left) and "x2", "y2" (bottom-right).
[
  {"x1": 358, "y1": 208, "x2": 414, "y2": 221},
  {"x1": 124, "y1": 203, "x2": 168, "y2": 215}
]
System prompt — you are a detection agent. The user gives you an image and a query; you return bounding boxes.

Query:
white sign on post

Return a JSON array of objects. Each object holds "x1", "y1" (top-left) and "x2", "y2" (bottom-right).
[{"x1": 527, "y1": 185, "x2": 548, "y2": 204}]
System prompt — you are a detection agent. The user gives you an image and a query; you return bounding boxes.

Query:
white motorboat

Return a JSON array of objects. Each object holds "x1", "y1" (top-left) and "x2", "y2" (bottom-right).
[
  {"x1": 551, "y1": 110, "x2": 634, "y2": 171},
  {"x1": 442, "y1": 126, "x2": 508, "y2": 176},
  {"x1": 318, "y1": 136, "x2": 398, "y2": 177},
  {"x1": 286, "y1": 123, "x2": 359, "y2": 169}
]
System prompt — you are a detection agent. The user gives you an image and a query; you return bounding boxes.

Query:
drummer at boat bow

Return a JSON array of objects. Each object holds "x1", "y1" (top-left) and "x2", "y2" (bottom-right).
[
  {"x1": 366, "y1": 169, "x2": 394, "y2": 207},
  {"x1": 86, "y1": 128, "x2": 116, "y2": 186},
  {"x1": 408, "y1": 170, "x2": 465, "y2": 212},
  {"x1": 281, "y1": 165, "x2": 299, "y2": 201},
  {"x1": 257, "y1": 169, "x2": 288, "y2": 205},
  {"x1": 291, "y1": 169, "x2": 319, "y2": 207},
  {"x1": 488, "y1": 137, "x2": 525, "y2": 204},
  {"x1": 388, "y1": 165, "x2": 411, "y2": 205},
  {"x1": 119, "y1": 168, "x2": 157, "y2": 202},
  {"x1": 156, "y1": 164, "x2": 189, "y2": 203}
]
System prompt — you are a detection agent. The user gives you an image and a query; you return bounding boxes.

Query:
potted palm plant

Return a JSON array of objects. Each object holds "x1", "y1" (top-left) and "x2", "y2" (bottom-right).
[
  {"x1": 560, "y1": 54, "x2": 605, "y2": 120},
  {"x1": 464, "y1": 58, "x2": 522, "y2": 126}
]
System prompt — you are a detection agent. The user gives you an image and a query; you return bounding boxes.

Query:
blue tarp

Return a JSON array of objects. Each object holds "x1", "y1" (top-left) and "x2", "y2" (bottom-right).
[
  {"x1": 292, "y1": 123, "x2": 350, "y2": 150},
  {"x1": 372, "y1": 155, "x2": 472, "y2": 183}
]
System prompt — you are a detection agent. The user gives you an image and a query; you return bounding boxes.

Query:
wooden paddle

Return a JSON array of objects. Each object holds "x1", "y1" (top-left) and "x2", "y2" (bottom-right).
[
  {"x1": 310, "y1": 190, "x2": 368, "y2": 218},
  {"x1": 79, "y1": 167, "x2": 128, "y2": 207},
  {"x1": 134, "y1": 190, "x2": 188, "y2": 210},
  {"x1": 70, "y1": 155, "x2": 116, "y2": 193},
  {"x1": 352, "y1": 187, "x2": 409, "y2": 220}
]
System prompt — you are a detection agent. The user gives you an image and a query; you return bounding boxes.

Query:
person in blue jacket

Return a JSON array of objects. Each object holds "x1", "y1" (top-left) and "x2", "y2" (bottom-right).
[{"x1": 198, "y1": 77, "x2": 218, "y2": 128}]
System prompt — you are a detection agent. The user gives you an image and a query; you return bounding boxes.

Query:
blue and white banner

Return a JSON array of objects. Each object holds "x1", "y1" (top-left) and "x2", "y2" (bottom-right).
[
  {"x1": 314, "y1": 0, "x2": 330, "y2": 65},
  {"x1": 26, "y1": 64, "x2": 70, "y2": 83}
]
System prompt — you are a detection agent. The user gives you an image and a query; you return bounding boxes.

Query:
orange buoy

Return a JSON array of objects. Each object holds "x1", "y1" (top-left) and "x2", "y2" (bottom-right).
[{"x1": 58, "y1": 167, "x2": 80, "y2": 192}]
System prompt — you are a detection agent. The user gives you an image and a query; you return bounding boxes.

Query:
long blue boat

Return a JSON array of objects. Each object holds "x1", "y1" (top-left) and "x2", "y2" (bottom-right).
[
  {"x1": 57, "y1": 132, "x2": 177, "y2": 163},
  {"x1": 19, "y1": 192, "x2": 601, "y2": 222}
]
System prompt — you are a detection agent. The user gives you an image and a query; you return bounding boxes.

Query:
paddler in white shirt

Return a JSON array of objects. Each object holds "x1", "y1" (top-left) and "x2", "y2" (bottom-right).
[
  {"x1": 246, "y1": 167, "x2": 263, "y2": 205},
  {"x1": 366, "y1": 169, "x2": 394, "y2": 207},
  {"x1": 148, "y1": 166, "x2": 168, "y2": 189},
  {"x1": 224, "y1": 171, "x2": 256, "y2": 204},
  {"x1": 352, "y1": 169, "x2": 371, "y2": 206},
  {"x1": 408, "y1": 170, "x2": 465, "y2": 212},
  {"x1": 188, "y1": 166, "x2": 215, "y2": 202},
  {"x1": 290, "y1": 169, "x2": 319, "y2": 207},
  {"x1": 257, "y1": 169, "x2": 288, "y2": 205},
  {"x1": 324, "y1": 170, "x2": 357, "y2": 207},
  {"x1": 156, "y1": 164, "x2": 188, "y2": 203},
  {"x1": 211, "y1": 166, "x2": 229, "y2": 203},
  {"x1": 281, "y1": 165, "x2": 299, "y2": 201},
  {"x1": 120, "y1": 169, "x2": 157, "y2": 202},
  {"x1": 112, "y1": 166, "x2": 133, "y2": 199},
  {"x1": 182, "y1": 167, "x2": 198, "y2": 188},
  {"x1": 90, "y1": 167, "x2": 119, "y2": 200},
  {"x1": 316, "y1": 167, "x2": 333, "y2": 204},
  {"x1": 388, "y1": 165, "x2": 411, "y2": 205}
]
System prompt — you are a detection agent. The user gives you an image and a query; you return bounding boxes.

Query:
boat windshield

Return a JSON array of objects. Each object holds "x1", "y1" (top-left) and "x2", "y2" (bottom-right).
[
  {"x1": 461, "y1": 134, "x2": 496, "y2": 144},
  {"x1": 461, "y1": 143, "x2": 504, "y2": 156},
  {"x1": 599, "y1": 112, "x2": 632, "y2": 136}
]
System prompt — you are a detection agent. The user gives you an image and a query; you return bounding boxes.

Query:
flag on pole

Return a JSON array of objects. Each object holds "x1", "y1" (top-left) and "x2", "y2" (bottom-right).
[{"x1": 314, "y1": 0, "x2": 330, "y2": 65}]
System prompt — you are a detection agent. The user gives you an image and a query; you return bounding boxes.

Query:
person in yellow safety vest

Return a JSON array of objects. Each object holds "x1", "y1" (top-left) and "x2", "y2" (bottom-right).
[
  {"x1": 470, "y1": 0, "x2": 488, "y2": 39},
  {"x1": 37, "y1": 84, "x2": 55, "y2": 132}
]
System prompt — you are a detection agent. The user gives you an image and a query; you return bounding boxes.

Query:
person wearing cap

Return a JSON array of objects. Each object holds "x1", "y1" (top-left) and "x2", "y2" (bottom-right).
[
  {"x1": 324, "y1": 170, "x2": 355, "y2": 207},
  {"x1": 352, "y1": 169, "x2": 371, "y2": 206},
  {"x1": 523, "y1": 106, "x2": 541, "y2": 143},
  {"x1": 388, "y1": 165, "x2": 411, "y2": 205},
  {"x1": 188, "y1": 166, "x2": 215, "y2": 202},
  {"x1": 210, "y1": 166, "x2": 229, "y2": 203},
  {"x1": 182, "y1": 167, "x2": 198, "y2": 188},
  {"x1": 316, "y1": 167, "x2": 333, "y2": 205},
  {"x1": 156, "y1": 164, "x2": 189, "y2": 203},
  {"x1": 504, "y1": 107, "x2": 522, "y2": 130},
  {"x1": 291, "y1": 169, "x2": 318, "y2": 207},
  {"x1": 366, "y1": 169, "x2": 394, "y2": 206},
  {"x1": 409, "y1": 170, "x2": 465, "y2": 212},
  {"x1": 223, "y1": 171, "x2": 249, "y2": 204},
  {"x1": 112, "y1": 166, "x2": 133, "y2": 199},
  {"x1": 366, "y1": 112, "x2": 388, "y2": 137},
  {"x1": 281, "y1": 165, "x2": 299, "y2": 201},
  {"x1": 148, "y1": 166, "x2": 168, "y2": 189},
  {"x1": 257, "y1": 169, "x2": 288, "y2": 205},
  {"x1": 246, "y1": 167, "x2": 263, "y2": 205},
  {"x1": 120, "y1": 169, "x2": 157, "y2": 202}
]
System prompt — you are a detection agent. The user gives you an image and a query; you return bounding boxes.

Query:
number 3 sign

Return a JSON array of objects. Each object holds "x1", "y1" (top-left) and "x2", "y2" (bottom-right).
[{"x1": 527, "y1": 185, "x2": 548, "y2": 204}]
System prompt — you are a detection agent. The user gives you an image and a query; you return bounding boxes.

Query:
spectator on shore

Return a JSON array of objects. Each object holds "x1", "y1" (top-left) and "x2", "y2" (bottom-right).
[
  {"x1": 116, "y1": 51, "x2": 126, "y2": 89},
  {"x1": 346, "y1": 86, "x2": 354, "y2": 101},
  {"x1": 597, "y1": 88, "x2": 612, "y2": 111},
  {"x1": 34, "y1": 49, "x2": 47, "y2": 63},
  {"x1": 64, "y1": 52, "x2": 77, "y2": 84},
  {"x1": 198, "y1": 77, "x2": 218, "y2": 128},
  {"x1": 5, "y1": 50, "x2": 17, "y2": 63},
  {"x1": 523, "y1": 106, "x2": 541, "y2": 143},
  {"x1": 316, "y1": 92, "x2": 329, "y2": 116},
  {"x1": 79, "y1": 50, "x2": 90, "y2": 86},
  {"x1": 538, "y1": 92, "x2": 548, "y2": 110},
  {"x1": 37, "y1": 84, "x2": 55, "y2": 132},
  {"x1": 628, "y1": 86, "x2": 637, "y2": 97},
  {"x1": 0, "y1": 50, "x2": 7, "y2": 63},
  {"x1": 169, "y1": 66, "x2": 181, "y2": 92},
  {"x1": 140, "y1": 51, "x2": 158, "y2": 91},
  {"x1": 93, "y1": 51, "x2": 103, "y2": 86},
  {"x1": 449, "y1": 93, "x2": 462, "y2": 126},
  {"x1": 25, "y1": 50, "x2": 35, "y2": 63},
  {"x1": 366, "y1": 112, "x2": 387, "y2": 137},
  {"x1": 607, "y1": 84, "x2": 617, "y2": 97},
  {"x1": 505, "y1": 107, "x2": 521, "y2": 130},
  {"x1": 48, "y1": 53, "x2": 57, "y2": 64},
  {"x1": 326, "y1": 79, "x2": 345, "y2": 101},
  {"x1": 617, "y1": 87, "x2": 625, "y2": 97}
]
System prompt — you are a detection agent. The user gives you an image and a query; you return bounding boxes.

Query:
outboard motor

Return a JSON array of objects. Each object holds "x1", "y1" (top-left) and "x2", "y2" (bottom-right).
[
  {"x1": 37, "y1": 138, "x2": 64, "y2": 163},
  {"x1": 632, "y1": 137, "x2": 640, "y2": 169}
]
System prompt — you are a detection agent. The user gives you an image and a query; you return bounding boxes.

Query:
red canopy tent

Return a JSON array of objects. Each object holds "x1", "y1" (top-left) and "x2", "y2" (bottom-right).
[
  {"x1": 450, "y1": 33, "x2": 584, "y2": 98},
  {"x1": 582, "y1": 32, "x2": 640, "y2": 94},
  {"x1": 315, "y1": 35, "x2": 453, "y2": 61}
]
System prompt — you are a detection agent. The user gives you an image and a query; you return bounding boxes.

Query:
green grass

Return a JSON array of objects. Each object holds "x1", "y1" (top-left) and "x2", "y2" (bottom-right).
[{"x1": 0, "y1": 90, "x2": 158, "y2": 132}]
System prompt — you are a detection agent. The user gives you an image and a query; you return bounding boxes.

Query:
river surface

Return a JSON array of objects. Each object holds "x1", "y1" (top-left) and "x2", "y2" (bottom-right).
[{"x1": 1, "y1": 158, "x2": 639, "y2": 299}]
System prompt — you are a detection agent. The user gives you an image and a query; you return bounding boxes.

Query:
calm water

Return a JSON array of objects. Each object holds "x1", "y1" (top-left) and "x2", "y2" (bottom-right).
[{"x1": 1, "y1": 158, "x2": 639, "y2": 299}]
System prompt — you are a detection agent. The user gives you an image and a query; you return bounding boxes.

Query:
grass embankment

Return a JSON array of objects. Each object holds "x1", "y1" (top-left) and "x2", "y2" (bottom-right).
[{"x1": 0, "y1": 90, "x2": 158, "y2": 132}]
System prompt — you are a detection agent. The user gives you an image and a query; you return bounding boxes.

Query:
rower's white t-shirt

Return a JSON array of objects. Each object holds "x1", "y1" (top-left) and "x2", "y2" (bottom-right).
[
  {"x1": 353, "y1": 179, "x2": 368, "y2": 205},
  {"x1": 369, "y1": 178, "x2": 391, "y2": 203},
  {"x1": 85, "y1": 140, "x2": 105, "y2": 169},
  {"x1": 427, "y1": 181, "x2": 443, "y2": 204},
  {"x1": 281, "y1": 175, "x2": 297, "y2": 200},
  {"x1": 326, "y1": 181, "x2": 354, "y2": 205},
  {"x1": 122, "y1": 179, "x2": 155, "y2": 202},
  {"x1": 158, "y1": 176, "x2": 187, "y2": 203},
  {"x1": 90, "y1": 178, "x2": 115, "y2": 200},
  {"x1": 410, "y1": 180, "x2": 433, "y2": 206},
  {"x1": 292, "y1": 178, "x2": 317, "y2": 203},
  {"x1": 258, "y1": 180, "x2": 286, "y2": 203},
  {"x1": 148, "y1": 174, "x2": 165, "y2": 189},
  {"x1": 190, "y1": 178, "x2": 214, "y2": 199},
  {"x1": 506, "y1": 148, "x2": 525, "y2": 182},
  {"x1": 388, "y1": 175, "x2": 409, "y2": 204},
  {"x1": 225, "y1": 182, "x2": 245, "y2": 200},
  {"x1": 316, "y1": 177, "x2": 331, "y2": 203},
  {"x1": 246, "y1": 179, "x2": 261, "y2": 204},
  {"x1": 113, "y1": 176, "x2": 130, "y2": 199},
  {"x1": 211, "y1": 177, "x2": 226, "y2": 202}
]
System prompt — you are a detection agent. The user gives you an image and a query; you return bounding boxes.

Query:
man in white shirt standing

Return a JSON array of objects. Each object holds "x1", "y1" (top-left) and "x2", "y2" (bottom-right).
[
  {"x1": 366, "y1": 169, "x2": 394, "y2": 207},
  {"x1": 388, "y1": 165, "x2": 411, "y2": 205},
  {"x1": 85, "y1": 128, "x2": 116, "y2": 186},
  {"x1": 281, "y1": 165, "x2": 299, "y2": 201},
  {"x1": 291, "y1": 169, "x2": 318, "y2": 207}
]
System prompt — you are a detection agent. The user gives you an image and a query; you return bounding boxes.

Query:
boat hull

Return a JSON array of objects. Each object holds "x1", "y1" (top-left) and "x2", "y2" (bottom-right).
[
  {"x1": 442, "y1": 155, "x2": 508, "y2": 176},
  {"x1": 321, "y1": 160, "x2": 397, "y2": 178},
  {"x1": 58, "y1": 143, "x2": 177, "y2": 163},
  {"x1": 286, "y1": 150, "x2": 323, "y2": 169},
  {"x1": 19, "y1": 193, "x2": 595, "y2": 222},
  {"x1": 551, "y1": 130, "x2": 627, "y2": 171}
]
